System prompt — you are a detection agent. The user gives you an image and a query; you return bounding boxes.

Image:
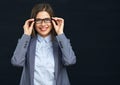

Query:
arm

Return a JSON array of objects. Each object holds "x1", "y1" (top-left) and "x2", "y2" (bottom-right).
[
  {"x1": 11, "y1": 34, "x2": 31, "y2": 67},
  {"x1": 52, "y1": 17, "x2": 76, "y2": 66},
  {"x1": 56, "y1": 33, "x2": 76, "y2": 66},
  {"x1": 11, "y1": 19, "x2": 34, "y2": 67}
]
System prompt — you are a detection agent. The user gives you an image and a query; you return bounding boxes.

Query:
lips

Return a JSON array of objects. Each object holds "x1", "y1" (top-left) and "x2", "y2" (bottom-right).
[{"x1": 40, "y1": 27, "x2": 48, "y2": 31}]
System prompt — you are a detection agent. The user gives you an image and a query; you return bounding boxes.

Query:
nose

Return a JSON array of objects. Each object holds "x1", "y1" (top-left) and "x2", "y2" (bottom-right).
[{"x1": 40, "y1": 20, "x2": 46, "y2": 25}]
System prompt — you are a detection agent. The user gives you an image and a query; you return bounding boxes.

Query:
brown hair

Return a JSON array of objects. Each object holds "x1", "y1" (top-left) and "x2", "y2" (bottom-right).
[{"x1": 30, "y1": 3, "x2": 56, "y2": 38}]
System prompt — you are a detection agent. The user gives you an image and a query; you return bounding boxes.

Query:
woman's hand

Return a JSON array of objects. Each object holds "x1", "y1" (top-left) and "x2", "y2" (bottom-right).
[
  {"x1": 23, "y1": 19, "x2": 34, "y2": 35},
  {"x1": 52, "y1": 17, "x2": 64, "y2": 35}
]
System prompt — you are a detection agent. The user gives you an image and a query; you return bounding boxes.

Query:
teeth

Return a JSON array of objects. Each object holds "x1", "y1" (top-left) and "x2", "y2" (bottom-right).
[{"x1": 41, "y1": 27, "x2": 47, "y2": 31}]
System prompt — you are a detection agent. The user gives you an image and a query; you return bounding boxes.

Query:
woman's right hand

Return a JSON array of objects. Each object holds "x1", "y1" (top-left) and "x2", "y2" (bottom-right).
[{"x1": 23, "y1": 19, "x2": 34, "y2": 35}]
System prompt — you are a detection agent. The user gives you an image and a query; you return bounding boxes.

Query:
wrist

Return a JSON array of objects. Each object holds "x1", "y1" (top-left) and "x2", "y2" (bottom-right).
[
  {"x1": 24, "y1": 32, "x2": 31, "y2": 36},
  {"x1": 57, "y1": 31, "x2": 63, "y2": 35}
]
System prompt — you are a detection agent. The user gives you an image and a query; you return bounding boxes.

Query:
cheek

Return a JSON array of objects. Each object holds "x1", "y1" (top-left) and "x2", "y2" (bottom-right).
[
  {"x1": 49, "y1": 23, "x2": 54, "y2": 29},
  {"x1": 49, "y1": 25, "x2": 53, "y2": 29},
  {"x1": 34, "y1": 24, "x2": 39, "y2": 32}
]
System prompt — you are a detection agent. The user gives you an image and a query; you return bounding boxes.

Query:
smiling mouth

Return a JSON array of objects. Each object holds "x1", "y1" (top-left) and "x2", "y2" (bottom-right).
[{"x1": 40, "y1": 27, "x2": 48, "y2": 31}]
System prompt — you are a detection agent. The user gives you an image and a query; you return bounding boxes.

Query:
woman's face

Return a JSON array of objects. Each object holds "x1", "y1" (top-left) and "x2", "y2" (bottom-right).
[{"x1": 35, "y1": 11, "x2": 52, "y2": 37}]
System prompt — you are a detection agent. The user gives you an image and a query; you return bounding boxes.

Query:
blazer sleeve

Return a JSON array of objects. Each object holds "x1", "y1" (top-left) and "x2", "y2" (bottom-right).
[
  {"x1": 56, "y1": 33, "x2": 76, "y2": 66},
  {"x1": 11, "y1": 34, "x2": 31, "y2": 67}
]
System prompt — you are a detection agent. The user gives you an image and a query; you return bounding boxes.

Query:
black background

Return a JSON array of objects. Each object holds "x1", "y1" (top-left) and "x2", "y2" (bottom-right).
[{"x1": 0, "y1": 0, "x2": 120, "y2": 85}]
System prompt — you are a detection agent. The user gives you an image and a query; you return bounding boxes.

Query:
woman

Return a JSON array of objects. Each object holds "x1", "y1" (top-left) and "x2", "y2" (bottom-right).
[{"x1": 11, "y1": 3, "x2": 76, "y2": 85}]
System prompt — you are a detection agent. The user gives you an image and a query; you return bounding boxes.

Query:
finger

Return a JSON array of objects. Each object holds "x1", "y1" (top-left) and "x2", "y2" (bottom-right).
[
  {"x1": 52, "y1": 18, "x2": 58, "y2": 25},
  {"x1": 25, "y1": 18, "x2": 34, "y2": 25},
  {"x1": 52, "y1": 20, "x2": 57, "y2": 28},
  {"x1": 29, "y1": 21, "x2": 34, "y2": 30},
  {"x1": 52, "y1": 17, "x2": 63, "y2": 21},
  {"x1": 52, "y1": 17, "x2": 64, "y2": 25},
  {"x1": 27, "y1": 18, "x2": 34, "y2": 22}
]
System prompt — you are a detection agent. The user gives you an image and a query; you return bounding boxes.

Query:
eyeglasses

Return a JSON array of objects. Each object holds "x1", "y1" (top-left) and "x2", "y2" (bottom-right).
[{"x1": 34, "y1": 18, "x2": 52, "y2": 24}]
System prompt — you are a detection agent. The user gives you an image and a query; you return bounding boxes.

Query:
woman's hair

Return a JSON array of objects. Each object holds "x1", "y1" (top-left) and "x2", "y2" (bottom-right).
[{"x1": 30, "y1": 3, "x2": 56, "y2": 38}]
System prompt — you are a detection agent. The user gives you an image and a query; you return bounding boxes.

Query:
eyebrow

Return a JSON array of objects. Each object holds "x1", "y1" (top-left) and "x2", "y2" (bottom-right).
[
  {"x1": 34, "y1": 18, "x2": 51, "y2": 21},
  {"x1": 35, "y1": 18, "x2": 51, "y2": 19}
]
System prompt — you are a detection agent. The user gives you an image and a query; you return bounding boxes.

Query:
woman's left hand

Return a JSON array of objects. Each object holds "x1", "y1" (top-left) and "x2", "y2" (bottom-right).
[{"x1": 52, "y1": 17, "x2": 64, "y2": 35}]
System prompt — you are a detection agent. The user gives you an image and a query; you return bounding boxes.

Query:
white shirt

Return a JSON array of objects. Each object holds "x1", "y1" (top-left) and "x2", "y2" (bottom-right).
[{"x1": 34, "y1": 34, "x2": 55, "y2": 85}]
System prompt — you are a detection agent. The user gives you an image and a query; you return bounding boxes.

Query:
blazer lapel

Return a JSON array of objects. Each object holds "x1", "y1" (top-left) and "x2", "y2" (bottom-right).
[
  {"x1": 29, "y1": 36, "x2": 37, "y2": 85},
  {"x1": 53, "y1": 39, "x2": 59, "y2": 80}
]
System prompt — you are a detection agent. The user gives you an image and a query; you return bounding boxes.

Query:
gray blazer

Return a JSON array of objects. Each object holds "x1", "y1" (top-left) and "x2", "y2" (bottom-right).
[{"x1": 11, "y1": 33, "x2": 76, "y2": 85}]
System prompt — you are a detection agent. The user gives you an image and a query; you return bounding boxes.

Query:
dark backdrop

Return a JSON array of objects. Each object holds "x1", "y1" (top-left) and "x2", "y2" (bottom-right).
[{"x1": 0, "y1": 0, "x2": 120, "y2": 85}]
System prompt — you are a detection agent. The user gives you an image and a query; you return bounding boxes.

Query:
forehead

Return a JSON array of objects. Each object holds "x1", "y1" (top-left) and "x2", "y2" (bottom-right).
[{"x1": 36, "y1": 11, "x2": 50, "y2": 19}]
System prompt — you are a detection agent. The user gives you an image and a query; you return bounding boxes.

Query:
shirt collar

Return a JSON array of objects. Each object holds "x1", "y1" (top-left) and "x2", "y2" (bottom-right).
[{"x1": 37, "y1": 34, "x2": 52, "y2": 43}]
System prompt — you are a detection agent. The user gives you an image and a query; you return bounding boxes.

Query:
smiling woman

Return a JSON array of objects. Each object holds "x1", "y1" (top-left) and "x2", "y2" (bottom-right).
[{"x1": 11, "y1": 3, "x2": 76, "y2": 85}]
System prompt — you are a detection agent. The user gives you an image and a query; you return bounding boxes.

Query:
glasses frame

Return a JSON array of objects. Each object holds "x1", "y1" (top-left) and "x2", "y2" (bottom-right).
[{"x1": 34, "y1": 18, "x2": 52, "y2": 24}]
